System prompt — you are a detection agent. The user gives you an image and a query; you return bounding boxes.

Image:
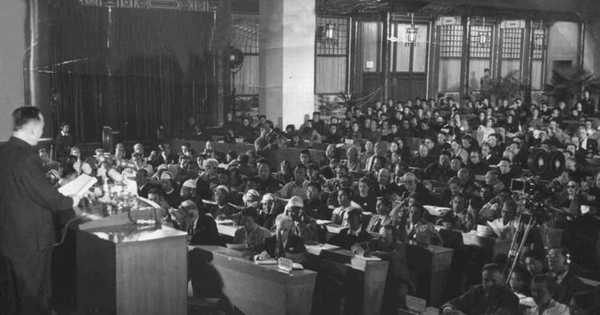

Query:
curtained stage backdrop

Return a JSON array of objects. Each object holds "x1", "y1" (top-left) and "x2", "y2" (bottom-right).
[{"x1": 46, "y1": 0, "x2": 217, "y2": 143}]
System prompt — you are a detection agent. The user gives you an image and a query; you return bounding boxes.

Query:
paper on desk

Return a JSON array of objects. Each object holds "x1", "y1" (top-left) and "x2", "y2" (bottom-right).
[
  {"x1": 58, "y1": 174, "x2": 97, "y2": 197},
  {"x1": 316, "y1": 220, "x2": 332, "y2": 225},
  {"x1": 216, "y1": 219, "x2": 234, "y2": 225},
  {"x1": 354, "y1": 254, "x2": 380, "y2": 261},
  {"x1": 423, "y1": 205, "x2": 450, "y2": 217},
  {"x1": 306, "y1": 243, "x2": 339, "y2": 256},
  {"x1": 254, "y1": 258, "x2": 277, "y2": 265}
]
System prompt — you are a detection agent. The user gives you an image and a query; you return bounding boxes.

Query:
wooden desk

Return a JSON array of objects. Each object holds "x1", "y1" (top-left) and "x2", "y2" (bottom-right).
[
  {"x1": 461, "y1": 232, "x2": 511, "y2": 258},
  {"x1": 405, "y1": 244, "x2": 454, "y2": 308},
  {"x1": 77, "y1": 225, "x2": 188, "y2": 315},
  {"x1": 193, "y1": 246, "x2": 317, "y2": 315},
  {"x1": 307, "y1": 246, "x2": 388, "y2": 315}
]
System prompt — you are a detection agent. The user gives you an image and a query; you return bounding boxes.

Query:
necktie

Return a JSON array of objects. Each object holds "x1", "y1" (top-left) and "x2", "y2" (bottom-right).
[
  {"x1": 275, "y1": 238, "x2": 286, "y2": 258},
  {"x1": 187, "y1": 223, "x2": 194, "y2": 235}
]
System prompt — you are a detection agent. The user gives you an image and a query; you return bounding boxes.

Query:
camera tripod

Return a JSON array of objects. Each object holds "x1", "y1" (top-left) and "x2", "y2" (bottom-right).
[{"x1": 505, "y1": 213, "x2": 551, "y2": 284}]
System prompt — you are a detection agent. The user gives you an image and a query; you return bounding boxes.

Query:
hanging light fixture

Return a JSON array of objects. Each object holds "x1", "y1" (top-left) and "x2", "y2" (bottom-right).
[
  {"x1": 533, "y1": 21, "x2": 546, "y2": 49},
  {"x1": 477, "y1": 17, "x2": 490, "y2": 47},
  {"x1": 321, "y1": 23, "x2": 338, "y2": 46},
  {"x1": 405, "y1": 13, "x2": 419, "y2": 46}
]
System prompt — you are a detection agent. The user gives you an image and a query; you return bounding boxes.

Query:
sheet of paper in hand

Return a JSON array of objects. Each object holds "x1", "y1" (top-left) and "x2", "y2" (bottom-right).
[{"x1": 58, "y1": 174, "x2": 98, "y2": 196}]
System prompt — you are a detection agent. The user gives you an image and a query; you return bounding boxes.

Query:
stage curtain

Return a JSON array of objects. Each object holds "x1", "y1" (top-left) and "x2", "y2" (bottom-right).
[{"x1": 48, "y1": 0, "x2": 215, "y2": 143}]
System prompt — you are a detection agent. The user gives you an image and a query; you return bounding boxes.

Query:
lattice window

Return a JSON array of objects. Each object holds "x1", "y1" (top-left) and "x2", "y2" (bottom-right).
[
  {"x1": 501, "y1": 28, "x2": 523, "y2": 59},
  {"x1": 231, "y1": 14, "x2": 259, "y2": 54},
  {"x1": 469, "y1": 25, "x2": 492, "y2": 59},
  {"x1": 440, "y1": 25, "x2": 463, "y2": 58},
  {"x1": 316, "y1": 17, "x2": 349, "y2": 56},
  {"x1": 532, "y1": 27, "x2": 547, "y2": 60}
]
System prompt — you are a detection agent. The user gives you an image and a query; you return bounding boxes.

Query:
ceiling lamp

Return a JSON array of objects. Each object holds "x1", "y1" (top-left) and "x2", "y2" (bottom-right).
[
  {"x1": 533, "y1": 21, "x2": 546, "y2": 49},
  {"x1": 477, "y1": 17, "x2": 490, "y2": 47},
  {"x1": 321, "y1": 23, "x2": 338, "y2": 46},
  {"x1": 405, "y1": 13, "x2": 419, "y2": 46}
]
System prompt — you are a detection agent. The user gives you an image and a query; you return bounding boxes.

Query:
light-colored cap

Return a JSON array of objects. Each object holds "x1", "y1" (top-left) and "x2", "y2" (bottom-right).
[
  {"x1": 182, "y1": 179, "x2": 196, "y2": 189},
  {"x1": 215, "y1": 185, "x2": 230, "y2": 194},
  {"x1": 160, "y1": 171, "x2": 173, "y2": 180},
  {"x1": 245, "y1": 189, "x2": 260, "y2": 200},
  {"x1": 286, "y1": 196, "x2": 304, "y2": 208},
  {"x1": 261, "y1": 193, "x2": 275, "y2": 203},
  {"x1": 157, "y1": 164, "x2": 169, "y2": 171}
]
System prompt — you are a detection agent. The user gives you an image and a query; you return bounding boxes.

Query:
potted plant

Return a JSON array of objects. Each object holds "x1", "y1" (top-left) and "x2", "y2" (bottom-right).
[
  {"x1": 490, "y1": 70, "x2": 529, "y2": 101},
  {"x1": 543, "y1": 65, "x2": 599, "y2": 106}
]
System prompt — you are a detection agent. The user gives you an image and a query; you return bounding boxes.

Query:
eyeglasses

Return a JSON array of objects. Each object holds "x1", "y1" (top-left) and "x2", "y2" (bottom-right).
[{"x1": 567, "y1": 185, "x2": 576, "y2": 188}]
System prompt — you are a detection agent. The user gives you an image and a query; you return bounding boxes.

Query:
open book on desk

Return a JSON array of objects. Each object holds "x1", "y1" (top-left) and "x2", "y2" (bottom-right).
[{"x1": 58, "y1": 174, "x2": 97, "y2": 197}]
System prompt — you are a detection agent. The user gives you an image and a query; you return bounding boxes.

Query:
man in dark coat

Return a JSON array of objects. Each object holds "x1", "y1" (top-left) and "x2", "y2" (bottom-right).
[
  {"x1": 256, "y1": 214, "x2": 306, "y2": 264},
  {"x1": 441, "y1": 263, "x2": 519, "y2": 315},
  {"x1": 0, "y1": 106, "x2": 81, "y2": 315}
]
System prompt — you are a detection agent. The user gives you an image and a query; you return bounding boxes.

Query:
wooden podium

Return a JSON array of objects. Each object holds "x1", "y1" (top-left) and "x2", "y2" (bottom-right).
[
  {"x1": 75, "y1": 201, "x2": 188, "y2": 315},
  {"x1": 307, "y1": 246, "x2": 389, "y2": 315},
  {"x1": 406, "y1": 243, "x2": 454, "y2": 308}
]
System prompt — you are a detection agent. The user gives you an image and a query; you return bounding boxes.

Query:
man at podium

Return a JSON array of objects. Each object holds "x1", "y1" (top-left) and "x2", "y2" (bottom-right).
[{"x1": 0, "y1": 106, "x2": 82, "y2": 315}]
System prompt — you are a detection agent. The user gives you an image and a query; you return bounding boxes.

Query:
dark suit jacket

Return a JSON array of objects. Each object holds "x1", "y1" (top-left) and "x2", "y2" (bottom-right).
[
  {"x1": 189, "y1": 215, "x2": 220, "y2": 246},
  {"x1": 579, "y1": 138, "x2": 599, "y2": 156},
  {"x1": 138, "y1": 182, "x2": 161, "y2": 199},
  {"x1": 0, "y1": 137, "x2": 75, "y2": 253},
  {"x1": 328, "y1": 228, "x2": 372, "y2": 250},
  {"x1": 373, "y1": 183, "x2": 395, "y2": 198},
  {"x1": 442, "y1": 284, "x2": 519, "y2": 315},
  {"x1": 554, "y1": 270, "x2": 587, "y2": 305},
  {"x1": 260, "y1": 234, "x2": 306, "y2": 258}
]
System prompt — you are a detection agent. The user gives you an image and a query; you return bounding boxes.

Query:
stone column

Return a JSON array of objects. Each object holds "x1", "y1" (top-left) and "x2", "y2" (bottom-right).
[
  {"x1": 0, "y1": 0, "x2": 27, "y2": 141},
  {"x1": 259, "y1": 0, "x2": 315, "y2": 129}
]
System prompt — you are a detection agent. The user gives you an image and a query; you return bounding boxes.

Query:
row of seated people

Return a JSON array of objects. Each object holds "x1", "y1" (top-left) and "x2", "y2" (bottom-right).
[
  {"x1": 44, "y1": 132, "x2": 600, "y2": 273},
  {"x1": 213, "y1": 91, "x2": 595, "y2": 151},
  {"x1": 46, "y1": 92, "x2": 600, "y2": 314},
  {"x1": 160, "y1": 188, "x2": 600, "y2": 315}
]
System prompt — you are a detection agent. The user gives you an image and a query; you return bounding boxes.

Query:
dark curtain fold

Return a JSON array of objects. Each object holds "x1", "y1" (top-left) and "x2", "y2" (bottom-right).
[{"x1": 48, "y1": 0, "x2": 215, "y2": 143}]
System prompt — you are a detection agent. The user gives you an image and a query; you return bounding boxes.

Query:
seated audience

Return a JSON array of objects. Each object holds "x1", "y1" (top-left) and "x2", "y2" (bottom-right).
[
  {"x1": 526, "y1": 274, "x2": 570, "y2": 315},
  {"x1": 352, "y1": 177, "x2": 377, "y2": 213},
  {"x1": 441, "y1": 263, "x2": 519, "y2": 315},
  {"x1": 284, "y1": 196, "x2": 323, "y2": 243},
  {"x1": 407, "y1": 204, "x2": 442, "y2": 246},
  {"x1": 256, "y1": 193, "x2": 280, "y2": 230},
  {"x1": 179, "y1": 200, "x2": 220, "y2": 246},
  {"x1": 331, "y1": 188, "x2": 354, "y2": 226},
  {"x1": 233, "y1": 207, "x2": 272, "y2": 251},
  {"x1": 303, "y1": 182, "x2": 331, "y2": 220},
  {"x1": 366, "y1": 197, "x2": 400, "y2": 234},
  {"x1": 256, "y1": 214, "x2": 306, "y2": 264},
  {"x1": 273, "y1": 163, "x2": 309, "y2": 199},
  {"x1": 209, "y1": 185, "x2": 240, "y2": 220},
  {"x1": 328, "y1": 209, "x2": 371, "y2": 250},
  {"x1": 546, "y1": 247, "x2": 587, "y2": 305}
]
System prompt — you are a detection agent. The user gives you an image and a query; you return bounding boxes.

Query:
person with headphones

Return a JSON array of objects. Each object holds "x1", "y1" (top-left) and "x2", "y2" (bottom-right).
[{"x1": 547, "y1": 247, "x2": 587, "y2": 305}]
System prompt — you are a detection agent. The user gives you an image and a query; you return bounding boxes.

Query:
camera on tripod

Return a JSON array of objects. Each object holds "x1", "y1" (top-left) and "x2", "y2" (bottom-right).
[{"x1": 510, "y1": 178, "x2": 551, "y2": 222}]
